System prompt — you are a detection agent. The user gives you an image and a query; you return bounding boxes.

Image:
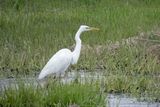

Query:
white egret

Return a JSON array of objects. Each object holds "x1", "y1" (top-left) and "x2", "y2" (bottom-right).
[{"x1": 38, "y1": 25, "x2": 99, "y2": 80}]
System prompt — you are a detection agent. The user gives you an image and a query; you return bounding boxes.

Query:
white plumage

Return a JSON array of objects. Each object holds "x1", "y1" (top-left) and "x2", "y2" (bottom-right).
[
  {"x1": 38, "y1": 25, "x2": 99, "y2": 80},
  {"x1": 38, "y1": 49, "x2": 72, "y2": 80}
]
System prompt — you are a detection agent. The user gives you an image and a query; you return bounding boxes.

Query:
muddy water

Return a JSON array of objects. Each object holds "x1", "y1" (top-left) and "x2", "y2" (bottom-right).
[{"x1": 0, "y1": 71, "x2": 159, "y2": 107}]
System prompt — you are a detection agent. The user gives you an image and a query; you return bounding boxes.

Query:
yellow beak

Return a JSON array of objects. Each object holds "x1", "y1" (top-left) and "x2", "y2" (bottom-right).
[{"x1": 90, "y1": 27, "x2": 100, "y2": 31}]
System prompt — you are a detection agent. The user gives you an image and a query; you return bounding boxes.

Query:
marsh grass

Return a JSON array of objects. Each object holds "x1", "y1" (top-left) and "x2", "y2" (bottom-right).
[
  {"x1": 0, "y1": 0, "x2": 160, "y2": 104},
  {"x1": 105, "y1": 75, "x2": 160, "y2": 102},
  {"x1": 0, "y1": 82, "x2": 105, "y2": 107},
  {"x1": 0, "y1": 0, "x2": 160, "y2": 74},
  {"x1": 101, "y1": 42, "x2": 160, "y2": 102}
]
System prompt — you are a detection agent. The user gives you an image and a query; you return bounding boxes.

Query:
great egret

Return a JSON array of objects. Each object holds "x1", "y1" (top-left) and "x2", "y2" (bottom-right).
[{"x1": 38, "y1": 25, "x2": 99, "y2": 80}]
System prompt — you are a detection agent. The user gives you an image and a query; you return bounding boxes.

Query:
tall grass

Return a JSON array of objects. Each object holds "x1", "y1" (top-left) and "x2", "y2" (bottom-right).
[
  {"x1": 0, "y1": 82, "x2": 105, "y2": 107},
  {"x1": 0, "y1": 0, "x2": 160, "y2": 74}
]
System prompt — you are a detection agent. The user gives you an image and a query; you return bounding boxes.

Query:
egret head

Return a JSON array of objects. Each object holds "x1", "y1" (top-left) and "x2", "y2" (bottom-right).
[{"x1": 79, "y1": 25, "x2": 99, "y2": 32}]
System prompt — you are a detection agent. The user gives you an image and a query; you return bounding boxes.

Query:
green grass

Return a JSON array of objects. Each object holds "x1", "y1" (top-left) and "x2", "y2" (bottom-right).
[
  {"x1": 0, "y1": 82, "x2": 105, "y2": 107},
  {"x1": 0, "y1": 0, "x2": 160, "y2": 74},
  {"x1": 0, "y1": 0, "x2": 160, "y2": 105},
  {"x1": 105, "y1": 75, "x2": 160, "y2": 102}
]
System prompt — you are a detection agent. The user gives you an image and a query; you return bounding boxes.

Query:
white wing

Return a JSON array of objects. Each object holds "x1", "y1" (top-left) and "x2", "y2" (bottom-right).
[{"x1": 38, "y1": 49, "x2": 72, "y2": 80}]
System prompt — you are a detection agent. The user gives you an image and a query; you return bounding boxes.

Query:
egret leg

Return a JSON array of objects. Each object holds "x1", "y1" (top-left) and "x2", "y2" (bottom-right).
[
  {"x1": 37, "y1": 78, "x2": 48, "y2": 88},
  {"x1": 37, "y1": 75, "x2": 56, "y2": 88}
]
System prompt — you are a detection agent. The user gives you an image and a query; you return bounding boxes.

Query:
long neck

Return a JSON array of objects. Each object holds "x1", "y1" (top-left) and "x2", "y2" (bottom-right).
[
  {"x1": 72, "y1": 29, "x2": 82, "y2": 64},
  {"x1": 73, "y1": 30, "x2": 82, "y2": 53}
]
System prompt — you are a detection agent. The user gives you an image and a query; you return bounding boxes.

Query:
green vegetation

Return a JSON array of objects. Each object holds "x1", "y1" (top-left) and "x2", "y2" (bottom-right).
[
  {"x1": 0, "y1": 0, "x2": 160, "y2": 105},
  {"x1": 0, "y1": 0, "x2": 160, "y2": 74},
  {"x1": 103, "y1": 40, "x2": 160, "y2": 101},
  {"x1": 0, "y1": 82, "x2": 105, "y2": 107}
]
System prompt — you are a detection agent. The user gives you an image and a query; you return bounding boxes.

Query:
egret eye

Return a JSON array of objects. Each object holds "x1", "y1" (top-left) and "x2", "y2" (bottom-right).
[{"x1": 86, "y1": 27, "x2": 90, "y2": 30}]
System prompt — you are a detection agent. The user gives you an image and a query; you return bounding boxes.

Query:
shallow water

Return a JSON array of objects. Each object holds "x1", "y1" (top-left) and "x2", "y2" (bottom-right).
[
  {"x1": 107, "y1": 94, "x2": 160, "y2": 107},
  {"x1": 0, "y1": 71, "x2": 159, "y2": 107},
  {"x1": 0, "y1": 71, "x2": 104, "y2": 91}
]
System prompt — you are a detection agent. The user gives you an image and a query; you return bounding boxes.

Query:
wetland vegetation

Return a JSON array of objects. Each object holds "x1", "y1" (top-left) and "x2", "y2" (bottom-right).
[{"x1": 0, "y1": 0, "x2": 160, "y2": 106}]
